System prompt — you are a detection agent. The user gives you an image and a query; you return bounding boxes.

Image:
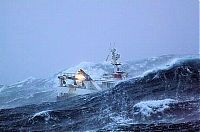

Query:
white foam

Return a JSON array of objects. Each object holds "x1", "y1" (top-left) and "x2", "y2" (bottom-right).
[
  {"x1": 133, "y1": 99, "x2": 177, "y2": 117},
  {"x1": 31, "y1": 110, "x2": 52, "y2": 121},
  {"x1": 11, "y1": 76, "x2": 36, "y2": 86}
]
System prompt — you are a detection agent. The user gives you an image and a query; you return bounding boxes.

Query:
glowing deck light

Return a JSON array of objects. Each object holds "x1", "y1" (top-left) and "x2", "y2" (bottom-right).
[{"x1": 75, "y1": 74, "x2": 86, "y2": 81}]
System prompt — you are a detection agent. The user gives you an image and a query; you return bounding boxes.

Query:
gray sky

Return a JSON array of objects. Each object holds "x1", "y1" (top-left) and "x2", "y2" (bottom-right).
[{"x1": 0, "y1": 0, "x2": 199, "y2": 84}]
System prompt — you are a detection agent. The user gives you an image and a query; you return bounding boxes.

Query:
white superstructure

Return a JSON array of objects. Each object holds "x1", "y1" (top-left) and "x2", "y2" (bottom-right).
[{"x1": 57, "y1": 48, "x2": 127, "y2": 101}]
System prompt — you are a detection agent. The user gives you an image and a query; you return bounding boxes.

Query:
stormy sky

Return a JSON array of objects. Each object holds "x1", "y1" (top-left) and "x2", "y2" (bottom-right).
[{"x1": 0, "y1": 0, "x2": 199, "y2": 84}]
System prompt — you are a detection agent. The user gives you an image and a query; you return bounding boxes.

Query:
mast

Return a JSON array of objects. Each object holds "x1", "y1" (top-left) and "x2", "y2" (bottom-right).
[{"x1": 110, "y1": 48, "x2": 121, "y2": 72}]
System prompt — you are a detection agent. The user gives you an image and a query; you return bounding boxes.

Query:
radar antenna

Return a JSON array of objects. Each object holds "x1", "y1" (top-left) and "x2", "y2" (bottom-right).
[{"x1": 111, "y1": 48, "x2": 120, "y2": 65}]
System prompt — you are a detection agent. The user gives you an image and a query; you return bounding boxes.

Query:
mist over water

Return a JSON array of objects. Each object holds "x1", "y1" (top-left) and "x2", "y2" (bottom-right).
[{"x1": 0, "y1": 0, "x2": 199, "y2": 84}]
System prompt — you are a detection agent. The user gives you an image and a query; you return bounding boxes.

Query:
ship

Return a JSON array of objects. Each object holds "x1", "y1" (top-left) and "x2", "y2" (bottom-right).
[{"x1": 57, "y1": 48, "x2": 128, "y2": 101}]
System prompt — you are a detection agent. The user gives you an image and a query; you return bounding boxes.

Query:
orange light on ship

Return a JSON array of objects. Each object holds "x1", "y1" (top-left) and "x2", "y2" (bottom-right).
[{"x1": 75, "y1": 74, "x2": 86, "y2": 81}]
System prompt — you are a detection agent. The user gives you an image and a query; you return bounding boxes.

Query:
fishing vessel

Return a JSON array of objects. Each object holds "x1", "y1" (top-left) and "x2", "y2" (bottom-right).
[{"x1": 57, "y1": 48, "x2": 128, "y2": 101}]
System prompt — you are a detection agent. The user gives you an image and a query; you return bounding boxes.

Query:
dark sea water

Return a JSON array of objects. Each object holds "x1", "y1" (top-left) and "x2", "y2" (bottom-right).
[{"x1": 0, "y1": 57, "x2": 199, "y2": 131}]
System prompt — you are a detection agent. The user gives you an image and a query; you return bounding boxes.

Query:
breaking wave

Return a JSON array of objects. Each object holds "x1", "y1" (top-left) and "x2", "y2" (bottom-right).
[{"x1": 0, "y1": 55, "x2": 199, "y2": 131}]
